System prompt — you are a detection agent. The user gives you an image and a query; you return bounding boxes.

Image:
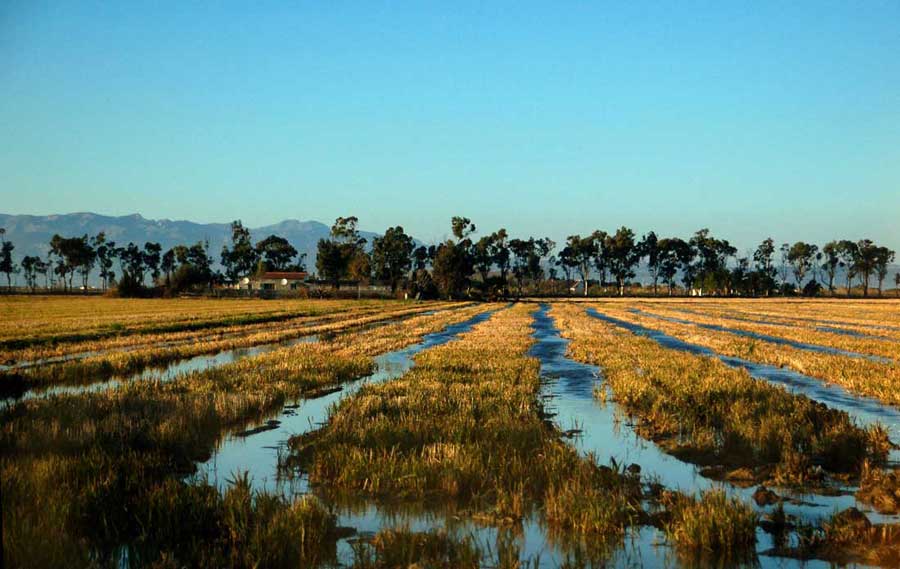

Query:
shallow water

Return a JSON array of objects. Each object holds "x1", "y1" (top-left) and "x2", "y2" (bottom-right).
[
  {"x1": 187, "y1": 304, "x2": 895, "y2": 568},
  {"x1": 196, "y1": 309, "x2": 496, "y2": 495},
  {"x1": 3, "y1": 308, "x2": 447, "y2": 405},
  {"x1": 673, "y1": 306, "x2": 900, "y2": 335},
  {"x1": 588, "y1": 308, "x2": 900, "y2": 466},
  {"x1": 632, "y1": 308, "x2": 891, "y2": 363},
  {"x1": 320, "y1": 306, "x2": 889, "y2": 567},
  {"x1": 4, "y1": 335, "x2": 321, "y2": 405}
]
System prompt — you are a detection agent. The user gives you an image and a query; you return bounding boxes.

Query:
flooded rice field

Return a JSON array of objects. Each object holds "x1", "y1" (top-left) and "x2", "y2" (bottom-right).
[{"x1": 3, "y1": 297, "x2": 900, "y2": 567}]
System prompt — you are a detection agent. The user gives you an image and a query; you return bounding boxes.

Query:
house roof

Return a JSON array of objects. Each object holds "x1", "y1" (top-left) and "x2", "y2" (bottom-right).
[{"x1": 252, "y1": 271, "x2": 308, "y2": 281}]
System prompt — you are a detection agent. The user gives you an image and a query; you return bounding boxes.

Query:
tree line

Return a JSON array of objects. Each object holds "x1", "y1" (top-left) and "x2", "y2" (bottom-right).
[{"x1": 0, "y1": 219, "x2": 897, "y2": 298}]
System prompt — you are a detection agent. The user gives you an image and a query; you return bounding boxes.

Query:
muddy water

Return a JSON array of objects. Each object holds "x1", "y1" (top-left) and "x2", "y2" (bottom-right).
[
  {"x1": 588, "y1": 308, "x2": 900, "y2": 467},
  {"x1": 632, "y1": 308, "x2": 891, "y2": 363}
]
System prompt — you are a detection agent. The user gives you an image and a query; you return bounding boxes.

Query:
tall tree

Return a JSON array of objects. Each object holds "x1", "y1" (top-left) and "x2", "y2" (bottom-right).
[
  {"x1": 255, "y1": 235, "x2": 299, "y2": 271},
  {"x1": 787, "y1": 242, "x2": 819, "y2": 288},
  {"x1": 837, "y1": 240, "x2": 859, "y2": 296},
  {"x1": 639, "y1": 231, "x2": 660, "y2": 294},
  {"x1": 472, "y1": 234, "x2": 496, "y2": 285},
  {"x1": 604, "y1": 227, "x2": 641, "y2": 296},
  {"x1": 689, "y1": 229, "x2": 736, "y2": 295},
  {"x1": 316, "y1": 216, "x2": 366, "y2": 288},
  {"x1": 564, "y1": 233, "x2": 601, "y2": 297},
  {"x1": 161, "y1": 249, "x2": 176, "y2": 288},
  {"x1": 371, "y1": 226, "x2": 414, "y2": 292},
  {"x1": 820, "y1": 241, "x2": 842, "y2": 295},
  {"x1": 854, "y1": 239, "x2": 880, "y2": 297},
  {"x1": 0, "y1": 228, "x2": 16, "y2": 289},
  {"x1": 221, "y1": 220, "x2": 259, "y2": 282},
  {"x1": 489, "y1": 229, "x2": 511, "y2": 293},
  {"x1": 117, "y1": 242, "x2": 146, "y2": 285},
  {"x1": 431, "y1": 217, "x2": 476, "y2": 299},
  {"x1": 657, "y1": 237, "x2": 692, "y2": 296},
  {"x1": 874, "y1": 246, "x2": 896, "y2": 296},
  {"x1": 93, "y1": 233, "x2": 116, "y2": 291},
  {"x1": 143, "y1": 242, "x2": 162, "y2": 285},
  {"x1": 21, "y1": 255, "x2": 42, "y2": 291},
  {"x1": 347, "y1": 251, "x2": 372, "y2": 299}
]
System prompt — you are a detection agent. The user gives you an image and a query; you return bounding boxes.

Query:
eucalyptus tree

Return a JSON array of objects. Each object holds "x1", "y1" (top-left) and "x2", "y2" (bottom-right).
[
  {"x1": 837, "y1": 240, "x2": 859, "y2": 296},
  {"x1": 117, "y1": 242, "x2": 146, "y2": 285},
  {"x1": 555, "y1": 245, "x2": 575, "y2": 282},
  {"x1": 371, "y1": 226, "x2": 415, "y2": 292},
  {"x1": 316, "y1": 216, "x2": 367, "y2": 288},
  {"x1": 689, "y1": 229, "x2": 736, "y2": 295},
  {"x1": 787, "y1": 242, "x2": 819, "y2": 288},
  {"x1": 752, "y1": 238, "x2": 778, "y2": 295},
  {"x1": 604, "y1": 227, "x2": 641, "y2": 296},
  {"x1": 657, "y1": 237, "x2": 692, "y2": 295},
  {"x1": 854, "y1": 239, "x2": 880, "y2": 297},
  {"x1": 221, "y1": 220, "x2": 259, "y2": 282},
  {"x1": 639, "y1": 231, "x2": 660, "y2": 294},
  {"x1": 820, "y1": 241, "x2": 842, "y2": 295},
  {"x1": 51, "y1": 234, "x2": 94, "y2": 290},
  {"x1": 143, "y1": 242, "x2": 162, "y2": 285},
  {"x1": 21, "y1": 255, "x2": 42, "y2": 291},
  {"x1": 489, "y1": 229, "x2": 511, "y2": 289},
  {"x1": 161, "y1": 248, "x2": 176, "y2": 287},
  {"x1": 472, "y1": 234, "x2": 495, "y2": 285},
  {"x1": 432, "y1": 217, "x2": 476, "y2": 299},
  {"x1": 874, "y1": 246, "x2": 896, "y2": 296},
  {"x1": 0, "y1": 228, "x2": 16, "y2": 289},
  {"x1": 93, "y1": 233, "x2": 116, "y2": 291},
  {"x1": 255, "y1": 235, "x2": 299, "y2": 271},
  {"x1": 564, "y1": 233, "x2": 601, "y2": 297}
]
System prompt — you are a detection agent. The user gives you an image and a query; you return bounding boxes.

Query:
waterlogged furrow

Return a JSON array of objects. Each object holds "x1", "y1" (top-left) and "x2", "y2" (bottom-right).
[
  {"x1": 599, "y1": 305, "x2": 900, "y2": 409},
  {"x1": 2, "y1": 302, "x2": 461, "y2": 394},
  {"x1": 670, "y1": 305, "x2": 900, "y2": 341},
  {"x1": 0, "y1": 300, "x2": 410, "y2": 366},
  {"x1": 0, "y1": 296, "x2": 392, "y2": 350},
  {"x1": 296, "y1": 305, "x2": 642, "y2": 536},
  {"x1": 635, "y1": 305, "x2": 900, "y2": 362},
  {"x1": 0, "y1": 304, "x2": 490, "y2": 568},
  {"x1": 292, "y1": 304, "x2": 761, "y2": 566},
  {"x1": 551, "y1": 303, "x2": 889, "y2": 487}
]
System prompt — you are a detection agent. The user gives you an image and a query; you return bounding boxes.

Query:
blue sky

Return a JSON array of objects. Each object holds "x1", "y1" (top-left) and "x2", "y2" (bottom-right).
[{"x1": 2, "y1": 1, "x2": 898, "y2": 252}]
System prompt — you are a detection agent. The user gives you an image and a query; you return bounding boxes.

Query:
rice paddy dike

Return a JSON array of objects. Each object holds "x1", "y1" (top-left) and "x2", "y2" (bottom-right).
[{"x1": 2, "y1": 296, "x2": 900, "y2": 567}]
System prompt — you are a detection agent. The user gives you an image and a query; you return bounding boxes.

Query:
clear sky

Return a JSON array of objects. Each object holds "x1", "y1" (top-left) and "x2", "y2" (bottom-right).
[{"x1": 2, "y1": 1, "x2": 898, "y2": 252}]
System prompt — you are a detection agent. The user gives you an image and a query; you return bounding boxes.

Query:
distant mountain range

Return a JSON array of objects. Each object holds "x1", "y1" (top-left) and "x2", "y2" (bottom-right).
[{"x1": 0, "y1": 212, "x2": 381, "y2": 278}]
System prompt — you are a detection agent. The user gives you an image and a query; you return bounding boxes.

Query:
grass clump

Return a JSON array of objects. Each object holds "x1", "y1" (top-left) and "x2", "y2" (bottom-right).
[
  {"x1": 350, "y1": 527, "x2": 482, "y2": 569},
  {"x1": 660, "y1": 489, "x2": 757, "y2": 558},
  {"x1": 857, "y1": 461, "x2": 900, "y2": 514}
]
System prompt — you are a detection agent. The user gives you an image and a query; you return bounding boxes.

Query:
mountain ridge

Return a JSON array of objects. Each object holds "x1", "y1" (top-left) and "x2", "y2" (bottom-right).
[{"x1": 0, "y1": 212, "x2": 380, "y2": 278}]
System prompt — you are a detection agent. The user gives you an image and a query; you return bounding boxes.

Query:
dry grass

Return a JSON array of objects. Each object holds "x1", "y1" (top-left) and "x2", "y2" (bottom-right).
[
  {"x1": 595, "y1": 303, "x2": 900, "y2": 407},
  {"x1": 551, "y1": 302, "x2": 888, "y2": 486}
]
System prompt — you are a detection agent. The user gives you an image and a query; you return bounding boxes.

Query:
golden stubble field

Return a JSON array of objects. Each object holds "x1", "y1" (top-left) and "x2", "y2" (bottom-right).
[{"x1": 2, "y1": 295, "x2": 899, "y2": 568}]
